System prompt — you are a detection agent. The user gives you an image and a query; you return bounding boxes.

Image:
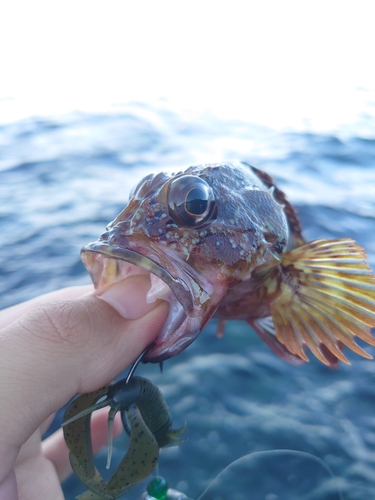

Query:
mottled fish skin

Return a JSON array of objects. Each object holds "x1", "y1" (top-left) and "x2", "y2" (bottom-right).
[{"x1": 82, "y1": 161, "x2": 375, "y2": 365}]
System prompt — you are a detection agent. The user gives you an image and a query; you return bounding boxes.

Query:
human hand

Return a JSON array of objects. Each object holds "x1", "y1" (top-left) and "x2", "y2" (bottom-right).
[{"x1": 0, "y1": 277, "x2": 168, "y2": 500}]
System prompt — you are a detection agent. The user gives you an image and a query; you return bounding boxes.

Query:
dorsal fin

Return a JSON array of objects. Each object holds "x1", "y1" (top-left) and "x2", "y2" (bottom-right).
[{"x1": 250, "y1": 165, "x2": 305, "y2": 248}]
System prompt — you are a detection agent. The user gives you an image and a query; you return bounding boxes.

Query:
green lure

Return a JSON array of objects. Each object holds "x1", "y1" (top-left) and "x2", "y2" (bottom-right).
[{"x1": 63, "y1": 377, "x2": 186, "y2": 499}]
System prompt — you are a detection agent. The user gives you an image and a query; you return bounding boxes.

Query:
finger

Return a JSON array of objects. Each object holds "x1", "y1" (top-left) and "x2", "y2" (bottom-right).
[
  {"x1": 0, "y1": 275, "x2": 168, "y2": 481},
  {"x1": 42, "y1": 408, "x2": 123, "y2": 482},
  {"x1": 0, "y1": 285, "x2": 93, "y2": 329},
  {"x1": 0, "y1": 469, "x2": 18, "y2": 500},
  {"x1": 15, "y1": 451, "x2": 64, "y2": 500},
  {"x1": 40, "y1": 414, "x2": 56, "y2": 436}
]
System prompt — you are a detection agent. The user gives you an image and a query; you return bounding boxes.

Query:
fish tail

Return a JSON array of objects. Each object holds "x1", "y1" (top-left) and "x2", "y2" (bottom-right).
[{"x1": 269, "y1": 238, "x2": 375, "y2": 366}]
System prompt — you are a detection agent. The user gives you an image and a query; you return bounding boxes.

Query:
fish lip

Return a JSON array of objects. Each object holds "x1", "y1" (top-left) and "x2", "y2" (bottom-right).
[
  {"x1": 81, "y1": 239, "x2": 210, "y2": 362},
  {"x1": 81, "y1": 240, "x2": 195, "y2": 314}
]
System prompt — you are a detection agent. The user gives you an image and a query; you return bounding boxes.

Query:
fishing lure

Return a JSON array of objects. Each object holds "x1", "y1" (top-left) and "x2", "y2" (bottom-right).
[{"x1": 63, "y1": 376, "x2": 185, "y2": 499}]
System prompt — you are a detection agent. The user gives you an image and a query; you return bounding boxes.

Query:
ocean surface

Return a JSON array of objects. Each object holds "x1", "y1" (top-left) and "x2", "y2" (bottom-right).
[{"x1": 1, "y1": 102, "x2": 375, "y2": 499}]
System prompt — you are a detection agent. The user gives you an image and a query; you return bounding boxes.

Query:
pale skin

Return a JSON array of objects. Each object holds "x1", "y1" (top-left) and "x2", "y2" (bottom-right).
[{"x1": 0, "y1": 276, "x2": 168, "y2": 500}]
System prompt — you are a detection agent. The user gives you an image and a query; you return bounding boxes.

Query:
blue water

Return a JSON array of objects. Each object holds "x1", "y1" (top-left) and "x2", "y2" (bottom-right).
[{"x1": 1, "y1": 103, "x2": 375, "y2": 499}]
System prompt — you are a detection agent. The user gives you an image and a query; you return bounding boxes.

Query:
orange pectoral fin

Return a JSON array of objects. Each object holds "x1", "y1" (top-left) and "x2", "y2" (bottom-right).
[
  {"x1": 249, "y1": 317, "x2": 306, "y2": 365},
  {"x1": 270, "y1": 238, "x2": 375, "y2": 366}
]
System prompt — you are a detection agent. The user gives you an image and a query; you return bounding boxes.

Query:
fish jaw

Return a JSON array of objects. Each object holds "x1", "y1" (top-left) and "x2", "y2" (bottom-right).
[{"x1": 81, "y1": 235, "x2": 226, "y2": 362}]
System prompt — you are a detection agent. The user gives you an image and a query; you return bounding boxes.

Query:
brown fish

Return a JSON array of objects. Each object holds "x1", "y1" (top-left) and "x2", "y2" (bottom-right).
[{"x1": 81, "y1": 162, "x2": 375, "y2": 366}]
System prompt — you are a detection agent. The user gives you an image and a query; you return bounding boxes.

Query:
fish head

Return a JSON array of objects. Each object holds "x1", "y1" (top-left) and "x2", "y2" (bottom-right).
[{"x1": 81, "y1": 162, "x2": 289, "y2": 362}]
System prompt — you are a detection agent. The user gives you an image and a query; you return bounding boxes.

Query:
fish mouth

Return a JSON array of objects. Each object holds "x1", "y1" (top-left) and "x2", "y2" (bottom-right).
[{"x1": 81, "y1": 240, "x2": 211, "y2": 362}]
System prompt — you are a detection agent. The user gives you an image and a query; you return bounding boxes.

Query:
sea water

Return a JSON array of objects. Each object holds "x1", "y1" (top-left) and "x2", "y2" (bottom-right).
[{"x1": 1, "y1": 102, "x2": 375, "y2": 499}]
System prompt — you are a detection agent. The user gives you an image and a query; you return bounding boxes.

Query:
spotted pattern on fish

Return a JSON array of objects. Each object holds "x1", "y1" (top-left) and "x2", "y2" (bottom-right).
[{"x1": 81, "y1": 161, "x2": 375, "y2": 366}]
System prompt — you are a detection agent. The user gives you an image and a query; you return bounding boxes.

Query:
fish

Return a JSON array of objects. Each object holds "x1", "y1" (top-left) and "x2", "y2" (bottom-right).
[
  {"x1": 63, "y1": 376, "x2": 185, "y2": 499},
  {"x1": 81, "y1": 161, "x2": 375, "y2": 366}
]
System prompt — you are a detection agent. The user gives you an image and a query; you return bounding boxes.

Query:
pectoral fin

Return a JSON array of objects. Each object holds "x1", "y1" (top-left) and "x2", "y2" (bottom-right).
[
  {"x1": 270, "y1": 238, "x2": 375, "y2": 366},
  {"x1": 249, "y1": 316, "x2": 305, "y2": 365}
]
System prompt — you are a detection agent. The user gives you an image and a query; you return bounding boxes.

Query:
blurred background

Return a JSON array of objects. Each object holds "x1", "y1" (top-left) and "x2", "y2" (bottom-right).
[{"x1": 1, "y1": 1, "x2": 375, "y2": 499}]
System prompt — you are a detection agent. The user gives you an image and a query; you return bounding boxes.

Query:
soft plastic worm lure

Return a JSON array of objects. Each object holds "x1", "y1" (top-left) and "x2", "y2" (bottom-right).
[{"x1": 63, "y1": 376, "x2": 186, "y2": 499}]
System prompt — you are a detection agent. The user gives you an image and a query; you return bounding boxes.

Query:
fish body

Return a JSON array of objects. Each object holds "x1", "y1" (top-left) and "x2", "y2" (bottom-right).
[{"x1": 82, "y1": 161, "x2": 375, "y2": 366}]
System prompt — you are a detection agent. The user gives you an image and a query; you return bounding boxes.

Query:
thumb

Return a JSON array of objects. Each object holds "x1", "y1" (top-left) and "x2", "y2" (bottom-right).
[{"x1": 0, "y1": 275, "x2": 168, "y2": 463}]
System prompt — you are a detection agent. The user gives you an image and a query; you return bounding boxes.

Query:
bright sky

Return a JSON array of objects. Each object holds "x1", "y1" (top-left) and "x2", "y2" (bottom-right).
[{"x1": 1, "y1": 1, "x2": 375, "y2": 132}]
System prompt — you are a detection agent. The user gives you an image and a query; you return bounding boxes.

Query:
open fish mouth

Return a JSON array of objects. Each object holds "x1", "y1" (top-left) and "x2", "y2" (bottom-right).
[{"x1": 81, "y1": 240, "x2": 209, "y2": 362}]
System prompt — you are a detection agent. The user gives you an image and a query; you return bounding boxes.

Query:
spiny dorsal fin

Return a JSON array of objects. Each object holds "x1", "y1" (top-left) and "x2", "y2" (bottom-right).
[
  {"x1": 270, "y1": 238, "x2": 375, "y2": 365},
  {"x1": 250, "y1": 165, "x2": 305, "y2": 248}
]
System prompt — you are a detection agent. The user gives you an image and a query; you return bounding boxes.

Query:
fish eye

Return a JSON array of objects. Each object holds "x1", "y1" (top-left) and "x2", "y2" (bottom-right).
[{"x1": 167, "y1": 175, "x2": 217, "y2": 227}]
